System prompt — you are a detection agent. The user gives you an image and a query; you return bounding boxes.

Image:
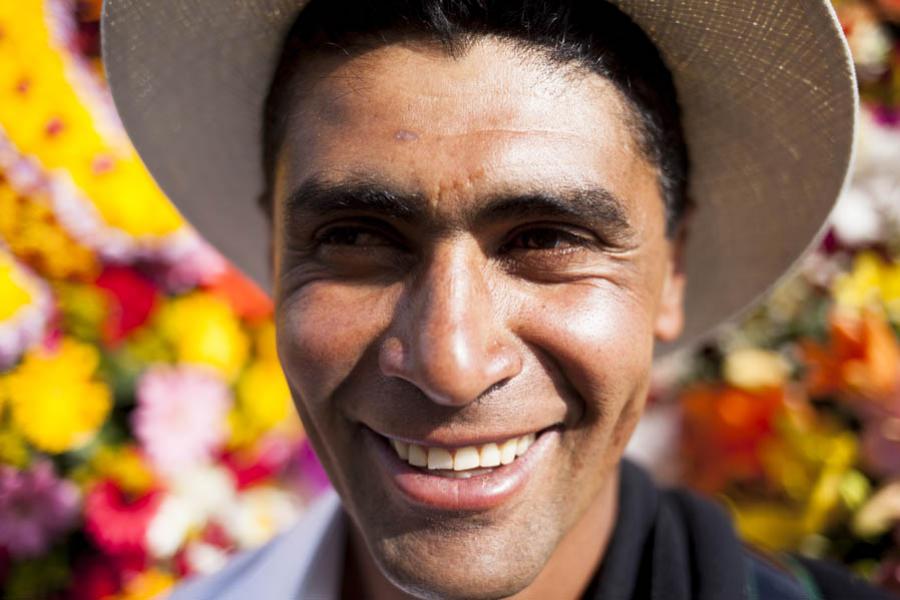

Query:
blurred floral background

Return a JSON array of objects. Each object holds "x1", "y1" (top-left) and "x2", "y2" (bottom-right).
[{"x1": 0, "y1": 0, "x2": 898, "y2": 598}]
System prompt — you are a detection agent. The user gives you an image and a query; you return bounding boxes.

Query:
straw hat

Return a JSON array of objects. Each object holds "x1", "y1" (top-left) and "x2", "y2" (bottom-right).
[{"x1": 101, "y1": 0, "x2": 857, "y2": 353}]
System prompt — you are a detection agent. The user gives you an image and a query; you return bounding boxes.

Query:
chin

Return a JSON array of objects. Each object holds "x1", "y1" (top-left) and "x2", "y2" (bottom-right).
[{"x1": 368, "y1": 521, "x2": 554, "y2": 600}]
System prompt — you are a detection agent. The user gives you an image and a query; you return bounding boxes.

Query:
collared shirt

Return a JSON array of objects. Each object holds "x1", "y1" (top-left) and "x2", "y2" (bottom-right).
[{"x1": 166, "y1": 462, "x2": 890, "y2": 600}]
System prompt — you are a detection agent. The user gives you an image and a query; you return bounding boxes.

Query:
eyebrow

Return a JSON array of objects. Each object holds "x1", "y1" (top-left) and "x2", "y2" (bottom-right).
[
  {"x1": 285, "y1": 176, "x2": 424, "y2": 224},
  {"x1": 284, "y1": 175, "x2": 635, "y2": 238}
]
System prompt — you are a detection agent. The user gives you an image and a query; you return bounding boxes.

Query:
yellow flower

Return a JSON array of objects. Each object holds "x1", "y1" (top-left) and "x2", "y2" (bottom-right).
[
  {"x1": 0, "y1": 252, "x2": 35, "y2": 321},
  {"x1": 252, "y1": 321, "x2": 279, "y2": 363},
  {"x1": 5, "y1": 339, "x2": 111, "y2": 453},
  {"x1": 229, "y1": 360, "x2": 293, "y2": 448},
  {"x1": 0, "y1": 428, "x2": 29, "y2": 468},
  {"x1": 116, "y1": 569, "x2": 175, "y2": 600},
  {"x1": 723, "y1": 348, "x2": 790, "y2": 390},
  {"x1": 157, "y1": 293, "x2": 249, "y2": 381},
  {"x1": 0, "y1": 1, "x2": 183, "y2": 244},
  {"x1": 832, "y1": 251, "x2": 900, "y2": 320},
  {"x1": 731, "y1": 501, "x2": 809, "y2": 551},
  {"x1": 0, "y1": 184, "x2": 98, "y2": 281},
  {"x1": 90, "y1": 445, "x2": 156, "y2": 496}
]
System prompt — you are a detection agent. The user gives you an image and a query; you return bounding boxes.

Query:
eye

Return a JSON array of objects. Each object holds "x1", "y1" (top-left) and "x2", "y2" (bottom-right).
[
  {"x1": 501, "y1": 227, "x2": 594, "y2": 252},
  {"x1": 316, "y1": 224, "x2": 396, "y2": 247}
]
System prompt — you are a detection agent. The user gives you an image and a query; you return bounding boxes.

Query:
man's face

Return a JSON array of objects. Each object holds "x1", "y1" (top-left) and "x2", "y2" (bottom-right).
[{"x1": 272, "y1": 37, "x2": 685, "y2": 599}]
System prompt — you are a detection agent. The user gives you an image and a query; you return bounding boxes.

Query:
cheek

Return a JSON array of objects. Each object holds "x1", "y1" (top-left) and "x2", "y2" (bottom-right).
[
  {"x1": 275, "y1": 282, "x2": 398, "y2": 404},
  {"x1": 516, "y1": 280, "x2": 655, "y2": 425}
]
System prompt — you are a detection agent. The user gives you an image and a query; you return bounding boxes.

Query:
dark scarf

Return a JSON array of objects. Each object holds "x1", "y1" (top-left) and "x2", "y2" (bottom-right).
[{"x1": 581, "y1": 460, "x2": 748, "y2": 600}]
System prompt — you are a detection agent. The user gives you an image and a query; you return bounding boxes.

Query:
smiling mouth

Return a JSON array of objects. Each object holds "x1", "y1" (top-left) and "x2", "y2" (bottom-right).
[{"x1": 378, "y1": 432, "x2": 539, "y2": 479}]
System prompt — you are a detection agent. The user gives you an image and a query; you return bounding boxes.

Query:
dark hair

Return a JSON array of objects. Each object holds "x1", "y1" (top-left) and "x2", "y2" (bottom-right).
[{"x1": 261, "y1": 0, "x2": 690, "y2": 236}]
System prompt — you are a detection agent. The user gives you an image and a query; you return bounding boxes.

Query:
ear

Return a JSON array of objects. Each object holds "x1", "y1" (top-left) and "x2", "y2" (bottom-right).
[{"x1": 654, "y1": 239, "x2": 686, "y2": 343}]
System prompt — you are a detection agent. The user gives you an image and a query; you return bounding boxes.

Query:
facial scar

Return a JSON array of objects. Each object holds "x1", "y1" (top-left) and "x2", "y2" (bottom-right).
[{"x1": 394, "y1": 129, "x2": 419, "y2": 142}]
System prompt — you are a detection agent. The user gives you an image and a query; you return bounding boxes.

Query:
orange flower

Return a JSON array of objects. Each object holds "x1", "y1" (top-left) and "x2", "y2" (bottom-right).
[
  {"x1": 801, "y1": 308, "x2": 900, "y2": 402},
  {"x1": 681, "y1": 384, "x2": 785, "y2": 493},
  {"x1": 204, "y1": 265, "x2": 273, "y2": 323}
]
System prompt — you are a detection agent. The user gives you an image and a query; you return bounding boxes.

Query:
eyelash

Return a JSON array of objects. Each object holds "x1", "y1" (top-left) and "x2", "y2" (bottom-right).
[{"x1": 312, "y1": 220, "x2": 602, "y2": 261}]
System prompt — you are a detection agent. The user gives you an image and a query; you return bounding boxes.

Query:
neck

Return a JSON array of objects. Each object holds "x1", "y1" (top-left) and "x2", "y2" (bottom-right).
[{"x1": 342, "y1": 469, "x2": 620, "y2": 600}]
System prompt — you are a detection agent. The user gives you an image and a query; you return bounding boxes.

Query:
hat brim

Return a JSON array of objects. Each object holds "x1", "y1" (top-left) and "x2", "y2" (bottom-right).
[{"x1": 101, "y1": 0, "x2": 857, "y2": 356}]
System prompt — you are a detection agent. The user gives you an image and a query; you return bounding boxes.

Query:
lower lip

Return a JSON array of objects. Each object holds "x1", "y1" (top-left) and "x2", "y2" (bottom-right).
[{"x1": 362, "y1": 426, "x2": 559, "y2": 512}]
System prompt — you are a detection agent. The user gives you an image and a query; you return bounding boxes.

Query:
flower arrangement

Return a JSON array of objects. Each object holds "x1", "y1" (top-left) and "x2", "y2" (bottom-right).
[
  {"x1": 661, "y1": 3, "x2": 900, "y2": 591},
  {"x1": 0, "y1": 0, "x2": 897, "y2": 598}
]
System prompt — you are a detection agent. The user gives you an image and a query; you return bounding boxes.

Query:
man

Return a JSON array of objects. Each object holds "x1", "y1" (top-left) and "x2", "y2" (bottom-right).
[{"x1": 101, "y1": 1, "x2": 890, "y2": 598}]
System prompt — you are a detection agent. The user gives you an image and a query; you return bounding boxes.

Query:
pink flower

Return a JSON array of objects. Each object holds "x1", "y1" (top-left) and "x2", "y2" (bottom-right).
[
  {"x1": 0, "y1": 461, "x2": 79, "y2": 558},
  {"x1": 133, "y1": 366, "x2": 232, "y2": 477}
]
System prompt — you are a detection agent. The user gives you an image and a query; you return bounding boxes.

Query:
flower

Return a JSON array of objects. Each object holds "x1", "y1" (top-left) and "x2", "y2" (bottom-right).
[
  {"x1": 222, "y1": 435, "x2": 296, "y2": 490},
  {"x1": 94, "y1": 266, "x2": 159, "y2": 344},
  {"x1": 228, "y1": 359, "x2": 293, "y2": 448},
  {"x1": 0, "y1": 179, "x2": 99, "y2": 281},
  {"x1": 833, "y1": 252, "x2": 900, "y2": 320},
  {"x1": 854, "y1": 481, "x2": 900, "y2": 538},
  {"x1": 89, "y1": 445, "x2": 156, "y2": 496},
  {"x1": 144, "y1": 466, "x2": 237, "y2": 559},
  {"x1": 722, "y1": 348, "x2": 790, "y2": 391},
  {"x1": 801, "y1": 308, "x2": 900, "y2": 402},
  {"x1": 156, "y1": 293, "x2": 249, "y2": 381},
  {"x1": 205, "y1": 263, "x2": 273, "y2": 322},
  {"x1": 4, "y1": 338, "x2": 111, "y2": 453},
  {"x1": 0, "y1": 250, "x2": 53, "y2": 369},
  {"x1": 680, "y1": 384, "x2": 785, "y2": 492},
  {"x1": 0, "y1": 461, "x2": 79, "y2": 558},
  {"x1": 829, "y1": 188, "x2": 886, "y2": 247},
  {"x1": 118, "y1": 569, "x2": 175, "y2": 600},
  {"x1": 0, "y1": 429, "x2": 28, "y2": 468},
  {"x1": 133, "y1": 366, "x2": 232, "y2": 477},
  {"x1": 221, "y1": 486, "x2": 301, "y2": 550},
  {"x1": 181, "y1": 541, "x2": 231, "y2": 577},
  {"x1": 83, "y1": 480, "x2": 161, "y2": 562}
]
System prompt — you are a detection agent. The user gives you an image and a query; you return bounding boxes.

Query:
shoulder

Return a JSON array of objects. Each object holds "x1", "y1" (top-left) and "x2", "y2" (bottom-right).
[{"x1": 747, "y1": 550, "x2": 895, "y2": 600}]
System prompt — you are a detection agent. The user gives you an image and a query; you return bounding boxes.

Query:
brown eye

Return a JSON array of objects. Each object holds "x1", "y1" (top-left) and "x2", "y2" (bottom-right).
[
  {"x1": 318, "y1": 226, "x2": 394, "y2": 247},
  {"x1": 502, "y1": 227, "x2": 593, "y2": 252}
]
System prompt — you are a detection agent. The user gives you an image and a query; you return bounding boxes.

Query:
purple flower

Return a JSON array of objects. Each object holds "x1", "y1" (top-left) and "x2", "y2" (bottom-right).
[{"x1": 0, "y1": 461, "x2": 80, "y2": 558}]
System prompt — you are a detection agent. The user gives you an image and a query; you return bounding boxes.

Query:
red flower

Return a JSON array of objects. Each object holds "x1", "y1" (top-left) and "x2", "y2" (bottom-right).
[
  {"x1": 83, "y1": 481, "x2": 161, "y2": 569},
  {"x1": 221, "y1": 436, "x2": 294, "y2": 490},
  {"x1": 95, "y1": 266, "x2": 159, "y2": 344}
]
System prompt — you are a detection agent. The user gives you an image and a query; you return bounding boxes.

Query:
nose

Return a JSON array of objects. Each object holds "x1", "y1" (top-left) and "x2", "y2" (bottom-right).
[{"x1": 379, "y1": 240, "x2": 522, "y2": 406}]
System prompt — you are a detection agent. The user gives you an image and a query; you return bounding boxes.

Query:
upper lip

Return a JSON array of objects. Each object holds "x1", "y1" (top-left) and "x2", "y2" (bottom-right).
[{"x1": 365, "y1": 424, "x2": 558, "y2": 449}]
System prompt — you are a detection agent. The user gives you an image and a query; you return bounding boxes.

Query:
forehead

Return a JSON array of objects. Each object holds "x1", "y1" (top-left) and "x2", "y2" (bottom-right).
[{"x1": 276, "y1": 38, "x2": 660, "y2": 222}]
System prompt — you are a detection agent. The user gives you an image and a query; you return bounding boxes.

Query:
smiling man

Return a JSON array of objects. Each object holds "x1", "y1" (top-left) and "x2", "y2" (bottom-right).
[{"x1": 101, "y1": 1, "x2": 886, "y2": 599}]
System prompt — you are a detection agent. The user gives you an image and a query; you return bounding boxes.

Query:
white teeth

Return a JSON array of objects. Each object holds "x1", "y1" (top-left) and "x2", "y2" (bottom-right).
[
  {"x1": 479, "y1": 443, "x2": 501, "y2": 467},
  {"x1": 499, "y1": 439, "x2": 518, "y2": 465},
  {"x1": 391, "y1": 439, "x2": 410, "y2": 460},
  {"x1": 516, "y1": 433, "x2": 535, "y2": 457},
  {"x1": 453, "y1": 446, "x2": 481, "y2": 471},
  {"x1": 408, "y1": 444, "x2": 428, "y2": 467},
  {"x1": 427, "y1": 447, "x2": 454, "y2": 470},
  {"x1": 388, "y1": 432, "x2": 542, "y2": 472}
]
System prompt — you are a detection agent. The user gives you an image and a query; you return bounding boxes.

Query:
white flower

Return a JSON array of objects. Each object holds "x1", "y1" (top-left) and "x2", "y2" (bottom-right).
[
  {"x1": 145, "y1": 495, "x2": 196, "y2": 559},
  {"x1": 144, "y1": 466, "x2": 238, "y2": 559},
  {"x1": 222, "y1": 487, "x2": 302, "y2": 550},
  {"x1": 185, "y1": 542, "x2": 231, "y2": 575},
  {"x1": 830, "y1": 188, "x2": 884, "y2": 246}
]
